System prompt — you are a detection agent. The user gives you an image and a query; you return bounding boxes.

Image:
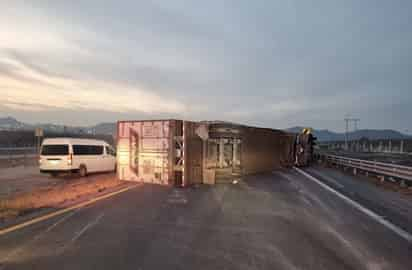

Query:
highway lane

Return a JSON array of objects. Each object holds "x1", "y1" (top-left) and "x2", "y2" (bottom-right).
[
  {"x1": 0, "y1": 169, "x2": 411, "y2": 270},
  {"x1": 305, "y1": 165, "x2": 412, "y2": 235}
]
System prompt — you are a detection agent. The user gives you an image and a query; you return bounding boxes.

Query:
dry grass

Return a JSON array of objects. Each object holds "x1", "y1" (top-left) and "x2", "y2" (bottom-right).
[{"x1": 0, "y1": 175, "x2": 124, "y2": 221}]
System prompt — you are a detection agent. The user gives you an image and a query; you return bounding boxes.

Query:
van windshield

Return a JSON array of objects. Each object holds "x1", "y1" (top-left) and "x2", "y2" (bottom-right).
[{"x1": 41, "y1": 145, "x2": 69, "y2": 155}]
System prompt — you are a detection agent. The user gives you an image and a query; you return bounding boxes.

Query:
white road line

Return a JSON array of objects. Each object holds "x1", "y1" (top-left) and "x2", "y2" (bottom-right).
[
  {"x1": 0, "y1": 184, "x2": 138, "y2": 236},
  {"x1": 71, "y1": 213, "x2": 104, "y2": 243},
  {"x1": 293, "y1": 167, "x2": 412, "y2": 243},
  {"x1": 44, "y1": 210, "x2": 79, "y2": 234},
  {"x1": 1, "y1": 210, "x2": 79, "y2": 265},
  {"x1": 307, "y1": 169, "x2": 344, "y2": 189}
]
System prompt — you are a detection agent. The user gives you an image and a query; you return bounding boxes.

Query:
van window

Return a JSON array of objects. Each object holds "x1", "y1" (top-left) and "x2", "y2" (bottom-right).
[
  {"x1": 105, "y1": 146, "x2": 116, "y2": 156},
  {"x1": 73, "y1": 145, "x2": 103, "y2": 155},
  {"x1": 90, "y1": 145, "x2": 103, "y2": 155},
  {"x1": 41, "y1": 145, "x2": 69, "y2": 155}
]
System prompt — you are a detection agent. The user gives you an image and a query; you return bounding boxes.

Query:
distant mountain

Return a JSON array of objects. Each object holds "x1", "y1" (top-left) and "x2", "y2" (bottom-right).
[
  {"x1": 285, "y1": 126, "x2": 411, "y2": 142},
  {"x1": 0, "y1": 117, "x2": 32, "y2": 130},
  {"x1": 1, "y1": 117, "x2": 410, "y2": 141},
  {"x1": 90, "y1": 122, "x2": 116, "y2": 135},
  {"x1": 0, "y1": 117, "x2": 116, "y2": 136},
  {"x1": 286, "y1": 127, "x2": 341, "y2": 141},
  {"x1": 349, "y1": 129, "x2": 410, "y2": 141}
]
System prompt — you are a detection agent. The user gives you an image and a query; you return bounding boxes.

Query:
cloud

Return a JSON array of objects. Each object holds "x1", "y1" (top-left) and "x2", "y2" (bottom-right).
[
  {"x1": 0, "y1": 52, "x2": 186, "y2": 114},
  {"x1": 0, "y1": 1, "x2": 411, "y2": 132}
]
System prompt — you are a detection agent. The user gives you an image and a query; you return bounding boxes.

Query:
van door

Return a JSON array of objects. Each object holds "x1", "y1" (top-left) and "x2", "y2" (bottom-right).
[
  {"x1": 104, "y1": 146, "x2": 116, "y2": 171},
  {"x1": 92, "y1": 145, "x2": 105, "y2": 172},
  {"x1": 40, "y1": 144, "x2": 71, "y2": 171},
  {"x1": 72, "y1": 145, "x2": 104, "y2": 173}
]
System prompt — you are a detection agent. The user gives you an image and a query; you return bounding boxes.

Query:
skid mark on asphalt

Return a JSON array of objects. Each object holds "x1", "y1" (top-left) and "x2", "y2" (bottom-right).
[
  {"x1": 260, "y1": 244, "x2": 299, "y2": 270},
  {"x1": 322, "y1": 224, "x2": 389, "y2": 270},
  {"x1": 167, "y1": 241, "x2": 251, "y2": 270},
  {"x1": 165, "y1": 224, "x2": 299, "y2": 270},
  {"x1": 53, "y1": 212, "x2": 105, "y2": 255},
  {"x1": 71, "y1": 213, "x2": 104, "y2": 243},
  {"x1": 212, "y1": 185, "x2": 228, "y2": 204},
  {"x1": 276, "y1": 171, "x2": 342, "y2": 223},
  {"x1": 0, "y1": 209, "x2": 80, "y2": 268},
  {"x1": 307, "y1": 169, "x2": 345, "y2": 189},
  {"x1": 167, "y1": 189, "x2": 188, "y2": 204}
]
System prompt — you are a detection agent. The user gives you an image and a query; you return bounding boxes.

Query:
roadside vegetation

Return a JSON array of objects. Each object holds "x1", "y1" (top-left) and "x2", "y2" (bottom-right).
[{"x1": 0, "y1": 174, "x2": 127, "y2": 222}]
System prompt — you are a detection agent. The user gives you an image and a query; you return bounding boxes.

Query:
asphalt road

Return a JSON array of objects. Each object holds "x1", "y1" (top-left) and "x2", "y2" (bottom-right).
[
  {"x1": 0, "y1": 168, "x2": 411, "y2": 270},
  {"x1": 305, "y1": 165, "x2": 412, "y2": 235}
]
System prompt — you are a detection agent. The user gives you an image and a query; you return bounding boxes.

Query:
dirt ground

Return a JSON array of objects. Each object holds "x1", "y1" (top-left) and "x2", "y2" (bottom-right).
[
  {"x1": 0, "y1": 166, "x2": 127, "y2": 222},
  {"x1": 0, "y1": 156, "x2": 37, "y2": 169},
  {"x1": 0, "y1": 166, "x2": 60, "y2": 199}
]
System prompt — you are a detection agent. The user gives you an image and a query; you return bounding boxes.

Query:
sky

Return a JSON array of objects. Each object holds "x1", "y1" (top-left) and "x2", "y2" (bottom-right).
[{"x1": 0, "y1": 1, "x2": 411, "y2": 132}]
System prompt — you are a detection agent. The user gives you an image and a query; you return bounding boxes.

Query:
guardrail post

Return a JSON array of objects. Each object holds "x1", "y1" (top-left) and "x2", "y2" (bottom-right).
[
  {"x1": 8, "y1": 149, "x2": 13, "y2": 167},
  {"x1": 400, "y1": 180, "x2": 406, "y2": 188},
  {"x1": 323, "y1": 153, "x2": 412, "y2": 186}
]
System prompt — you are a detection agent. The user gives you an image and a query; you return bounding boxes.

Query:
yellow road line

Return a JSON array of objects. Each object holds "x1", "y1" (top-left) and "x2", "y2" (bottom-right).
[{"x1": 0, "y1": 184, "x2": 138, "y2": 236}]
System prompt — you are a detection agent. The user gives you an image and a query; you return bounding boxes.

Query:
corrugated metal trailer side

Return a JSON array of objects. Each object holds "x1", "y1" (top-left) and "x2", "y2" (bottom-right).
[
  {"x1": 116, "y1": 119, "x2": 204, "y2": 186},
  {"x1": 241, "y1": 127, "x2": 295, "y2": 174},
  {"x1": 117, "y1": 120, "x2": 179, "y2": 185},
  {"x1": 117, "y1": 119, "x2": 297, "y2": 185},
  {"x1": 182, "y1": 121, "x2": 203, "y2": 186},
  {"x1": 206, "y1": 122, "x2": 296, "y2": 183}
]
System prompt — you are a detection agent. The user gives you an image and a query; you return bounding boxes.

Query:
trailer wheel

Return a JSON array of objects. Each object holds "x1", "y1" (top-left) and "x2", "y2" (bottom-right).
[{"x1": 79, "y1": 165, "x2": 88, "y2": 177}]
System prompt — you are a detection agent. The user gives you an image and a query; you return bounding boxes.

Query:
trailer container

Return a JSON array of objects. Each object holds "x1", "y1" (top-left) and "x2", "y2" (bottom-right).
[
  {"x1": 117, "y1": 120, "x2": 203, "y2": 186},
  {"x1": 205, "y1": 122, "x2": 296, "y2": 183},
  {"x1": 117, "y1": 120, "x2": 296, "y2": 185}
]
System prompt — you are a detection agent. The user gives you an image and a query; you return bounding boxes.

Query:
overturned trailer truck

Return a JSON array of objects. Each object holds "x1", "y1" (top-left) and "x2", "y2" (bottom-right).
[{"x1": 117, "y1": 120, "x2": 296, "y2": 186}]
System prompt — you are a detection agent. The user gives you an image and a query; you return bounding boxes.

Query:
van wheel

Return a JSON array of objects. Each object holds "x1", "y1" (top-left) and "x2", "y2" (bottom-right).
[{"x1": 79, "y1": 165, "x2": 88, "y2": 177}]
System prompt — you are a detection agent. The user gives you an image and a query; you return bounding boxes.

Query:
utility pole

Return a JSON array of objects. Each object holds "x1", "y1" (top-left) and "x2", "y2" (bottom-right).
[
  {"x1": 345, "y1": 118, "x2": 349, "y2": 150},
  {"x1": 344, "y1": 117, "x2": 360, "y2": 151},
  {"x1": 353, "y1": 119, "x2": 360, "y2": 131}
]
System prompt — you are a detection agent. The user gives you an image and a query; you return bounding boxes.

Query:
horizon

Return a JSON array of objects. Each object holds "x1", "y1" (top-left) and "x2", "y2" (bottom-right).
[
  {"x1": 1, "y1": 115, "x2": 410, "y2": 135},
  {"x1": 1, "y1": 1, "x2": 411, "y2": 132}
]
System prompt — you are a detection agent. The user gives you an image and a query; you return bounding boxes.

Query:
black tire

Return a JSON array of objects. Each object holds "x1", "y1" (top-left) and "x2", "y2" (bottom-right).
[
  {"x1": 50, "y1": 172, "x2": 59, "y2": 177},
  {"x1": 79, "y1": 165, "x2": 88, "y2": 177}
]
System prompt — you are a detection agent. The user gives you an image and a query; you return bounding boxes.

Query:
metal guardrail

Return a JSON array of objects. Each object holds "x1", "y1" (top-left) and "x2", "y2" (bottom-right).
[
  {"x1": 0, "y1": 147, "x2": 37, "y2": 166},
  {"x1": 0, "y1": 154, "x2": 37, "y2": 160},
  {"x1": 0, "y1": 147, "x2": 36, "y2": 150},
  {"x1": 0, "y1": 147, "x2": 36, "y2": 155},
  {"x1": 321, "y1": 154, "x2": 412, "y2": 182}
]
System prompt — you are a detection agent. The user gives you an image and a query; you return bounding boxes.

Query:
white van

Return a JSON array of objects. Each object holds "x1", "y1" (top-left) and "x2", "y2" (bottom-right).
[{"x1": 39, "y1": 138, "x2": 116, "y2": 177}]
